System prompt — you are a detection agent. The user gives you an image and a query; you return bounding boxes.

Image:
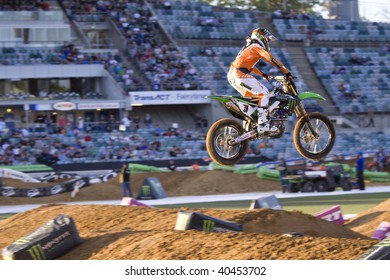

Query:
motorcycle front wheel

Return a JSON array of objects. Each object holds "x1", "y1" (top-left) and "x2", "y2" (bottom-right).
[
  {"x1": 206, "y1": 118, "x2": 248, "y2": 166},
  {"x1": 293, "y1": 112, "x2": 336, "y2": 160}
]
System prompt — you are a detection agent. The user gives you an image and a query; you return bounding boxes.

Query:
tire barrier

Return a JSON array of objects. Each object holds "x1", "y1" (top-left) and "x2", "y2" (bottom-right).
[
  {"x1": 136, "y1": 177, "x2": 168, "y2": 200},
  {"x1": 357, "y1": 237, "x2": 390, "y2": 260},
  {"x1": 120, "y1": 197, "x2": 153, "y2": 207},
  {"x1": 256, "y1": 166, "x2": 280, "y2": 181},
  {"x1": 129, "y1": 163, "x2": 168, "y2": 173},
  {"x1": 2, "y1": 214, "x2": 82, "y2": 260},
  {"x1": 313, "y1": 205, "x2": 345, "y2": 225},
  {"x1": 175, "y1": 210, "x2": 243, "y2": 232},
  {"x1": 348, "y1": 169, "x2": 389, "y2": 182},
  {"x1": 364, "y1": 171, "x2": 389, "y2": 182},
  {"x1": 0, "y1": 187, "x2": 23, "y2": 197},
  {"x1": 0, "y1": 168, "x2": 40, "y2": 183},
  {"x1": 249, "y1": 195, "x2": 282, "y2": 210},
  {"x1": 234, "y1": 164, "x2": 258, "y2": 174},
  {"x1": 0, "y1": 177, "x2": 90, "y2": 198},
  {"x1": 0, "y1": 170, "x2": 122, "y2": 198},
  {"x1": 101, "y1": 171, "x2": 117, "y2": 182},
  {"x1": 371, "y1": 222, "x2": 390, "y2": 240},
  {"x1": 39, "y1": 172, "x2": 79, "y2": 183},
  {"x1": 208, "y1": 161, "x2": 237, "y2": 172},
  {"x1": 87, "y1": 171, "x2": 118, "y2": 184}
]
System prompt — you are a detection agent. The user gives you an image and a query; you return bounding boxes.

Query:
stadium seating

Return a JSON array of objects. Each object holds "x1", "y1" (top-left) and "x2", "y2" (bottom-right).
[
  {"x1": 273, "y1": 18, "x2": 390, "y2": 41},
  {"x1": 305, "y1": 47, "x2": 390, "y2": 113},
  {"x1": 151, "y1": 0, "x2": 258, "y2": 40}
]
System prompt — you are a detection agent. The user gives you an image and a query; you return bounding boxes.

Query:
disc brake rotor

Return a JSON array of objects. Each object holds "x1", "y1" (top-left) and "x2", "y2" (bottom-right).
[
  {"x1": 214, "y1": 126, "x2": 241, "y2": 159},
  {"x1": 300, "y1": 119, "x2": 331, "y2": 154}
]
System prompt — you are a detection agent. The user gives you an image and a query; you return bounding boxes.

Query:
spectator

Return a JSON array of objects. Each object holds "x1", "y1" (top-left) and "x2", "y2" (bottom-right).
[
  {"x1": 58, "y1": 114, "x2": 66, "y2": 133},
  {"x1": 201, "y1": 115, "x2": 208, "y2": 132},
  {"x1": 355, "y1": 152, "x2": 365, "y2": 191},
  {"x1": 119, "y1": 163, "x2": 133, "y2": 197},
  {"x1": 277, "y1": 158, "x2": 289, "y2": 193},
  {"x1": 153, "y1": 124, "x2": 164, "y2": 136},
  {"x1": 194, "y1": 113, "x2": 202, "y2": 131},
  {"x1": 191, "y1": 162, "x2": 200, "y2": 171},
  {"x1": 169, "y1": 145, "x2": 183, "y2": 157},
  {"x1": 44, "y1": 115, "x2": 53, "y2": 134},
  {"x1": 0, "y1": 117, "x2": 7, "y2": 133},
  {"x1": 133, "y1": 115, "x2": 141, "y2": 129},
  {"x1": 143, "y1": 113, "x2": 153, "y2": 129},
  {"x1": 366, "y1": 109, "x2": 375, "y2": 127},
  {"x1": 121, "y1": 115, "x2": 131, "y2": 131},
  {"x1": 377, "y1": 148, "x2": 387, "y2": 172},
  {"x1": 77, "y1": 116, "x2": 85, "y2": 131},
  {"x1": 167, "y1": 159, "x2": 176, "y2": 171}
]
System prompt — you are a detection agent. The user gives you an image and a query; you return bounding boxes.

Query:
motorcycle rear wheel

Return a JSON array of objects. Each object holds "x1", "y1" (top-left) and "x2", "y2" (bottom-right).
[
  {"x1": 206, "y1": 118, "x2": 248, "y2": 166},
  {"x1": 293, "y1": 112, "x2": 335, "y2": 160}
]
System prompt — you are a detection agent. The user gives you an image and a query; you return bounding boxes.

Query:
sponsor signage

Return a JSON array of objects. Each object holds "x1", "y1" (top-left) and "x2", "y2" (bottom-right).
[
  {"x1": 27, "y1": 104, "x2": 53, "y2": 111},
  {"x1": 53, "y1": 102, "x2": 76, "y2": 111},
  {"x1": 77, "y1": 102, "x2": 120, "y2": 110},
  {"x1": 129, "y1": 90, "x2": 211, "y2": 105}
]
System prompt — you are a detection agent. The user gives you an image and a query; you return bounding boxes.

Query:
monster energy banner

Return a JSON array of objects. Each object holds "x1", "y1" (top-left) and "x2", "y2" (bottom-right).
[
  {"x1": 136, "y1": 177, "x2": 168, "y2": 200},
  {"x1": 175, "y1": 210, "x2": 243, "y2": 233},
  {"x1": 249, "y1": 195, "x2": 282, "y2": 210},
  {"x1": 357, "y1": 237, "x2": 390, "y2": 260},
  {"x1": 2, "y1": 214, "x2": 83, "y2": 260}
]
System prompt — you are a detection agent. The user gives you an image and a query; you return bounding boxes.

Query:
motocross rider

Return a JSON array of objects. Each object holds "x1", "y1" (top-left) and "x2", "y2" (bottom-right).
[{"x1": 227, "y1": 27, "x2": 293, "y2": 133}]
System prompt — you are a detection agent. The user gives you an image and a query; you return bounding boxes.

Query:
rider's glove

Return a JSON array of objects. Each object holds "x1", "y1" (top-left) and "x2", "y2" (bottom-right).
[
  {"x1": 285, "y1": 72, "x2": 294, "y2": 81},
  {"x1": 262, "y1": 73, "x2": 272, "y2": 81}
]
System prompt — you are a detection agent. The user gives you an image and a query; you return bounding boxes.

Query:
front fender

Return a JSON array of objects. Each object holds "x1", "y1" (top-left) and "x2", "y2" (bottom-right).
[{"x1": 298, "y1": 92, "x2": 326, "y2": 101}]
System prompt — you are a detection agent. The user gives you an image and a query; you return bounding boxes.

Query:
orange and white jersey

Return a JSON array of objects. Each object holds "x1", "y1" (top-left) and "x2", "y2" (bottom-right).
[
  {"x1": 227, "y1": 43, "x2": 290, "y2": 106},
  {"x1": 230, "y1": 43, "x2": 290, "y2": 78}
]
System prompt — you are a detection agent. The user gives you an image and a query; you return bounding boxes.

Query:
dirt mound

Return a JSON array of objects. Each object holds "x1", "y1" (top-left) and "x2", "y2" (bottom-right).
[
  {"x1": 345, "y1": 198, "x2": 390, "y2": 237},
  {"x1": 0, "y1": 204, "x2": 377, "y2": 260},
  {"x1": 1, "y1": 170, "x2": 389, "y2": 260}
]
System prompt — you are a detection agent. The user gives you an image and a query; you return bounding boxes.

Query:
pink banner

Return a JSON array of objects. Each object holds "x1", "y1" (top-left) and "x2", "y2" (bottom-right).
[
  {"x1": 120, "y1": 197, "x2": 153, "y2": 208},
  {"x1": 371, "y1": 221, "x2": 390, "y2": 240},
  {"x1": 314, "y1": 205, "x2": 345, "y2": 225}
]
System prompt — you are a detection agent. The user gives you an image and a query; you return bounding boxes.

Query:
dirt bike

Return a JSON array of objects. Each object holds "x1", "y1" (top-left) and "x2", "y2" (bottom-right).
[{"x1": 205, "y1": 75, "x2": 336, "y2": 166}]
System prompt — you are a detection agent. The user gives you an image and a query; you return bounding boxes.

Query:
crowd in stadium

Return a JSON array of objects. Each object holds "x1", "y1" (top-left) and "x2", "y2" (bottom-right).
[{"x1": 0, "y1": 112, "x2": 210, "y2": 166}]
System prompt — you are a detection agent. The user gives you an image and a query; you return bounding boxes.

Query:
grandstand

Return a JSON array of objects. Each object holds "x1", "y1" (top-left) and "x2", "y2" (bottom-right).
[{"x1": 0, "y1": 0, "x2": 389, "y2": 168}]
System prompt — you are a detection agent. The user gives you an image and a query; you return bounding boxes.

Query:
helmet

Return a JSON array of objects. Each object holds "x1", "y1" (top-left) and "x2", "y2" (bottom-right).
[{"x1": 250, "y1": 28, "x2": 277, "y2": 52}]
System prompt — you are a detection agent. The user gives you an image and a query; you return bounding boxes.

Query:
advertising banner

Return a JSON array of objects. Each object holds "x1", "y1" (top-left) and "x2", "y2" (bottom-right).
[{"x1": 129, "y1": 90, "x2": 211, "y2": 106}]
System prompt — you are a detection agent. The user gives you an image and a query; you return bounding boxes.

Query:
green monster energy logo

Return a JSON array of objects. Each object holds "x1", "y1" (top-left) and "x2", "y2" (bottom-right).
[
  {"x1": 142, "y1": 185, "x2": 151, "y2": 196},
  {"x1": 203, "y1": 220, "x2": 215, "y2": 232},
  {"x1": 288, "y1": 98, "x2": 296, "y2": 111},
  {"x1": 27, "y1": 244, "x2": 46, "y2": 260}
]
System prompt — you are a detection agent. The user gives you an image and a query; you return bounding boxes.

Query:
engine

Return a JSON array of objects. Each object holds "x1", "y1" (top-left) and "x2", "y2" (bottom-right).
[{"x1": 267, "y1": 108, "x2": 288, "y2": 138}]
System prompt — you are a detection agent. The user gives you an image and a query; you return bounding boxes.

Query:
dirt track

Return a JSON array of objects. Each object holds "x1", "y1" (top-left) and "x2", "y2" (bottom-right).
[{"x1": 0, "y1": 170, "x2": 388, "y2": 260}]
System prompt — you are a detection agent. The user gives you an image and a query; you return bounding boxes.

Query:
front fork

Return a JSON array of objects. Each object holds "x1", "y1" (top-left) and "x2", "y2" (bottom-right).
[{"x1": 294, "y1": 102, "x2": 318, "y2": 138}]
